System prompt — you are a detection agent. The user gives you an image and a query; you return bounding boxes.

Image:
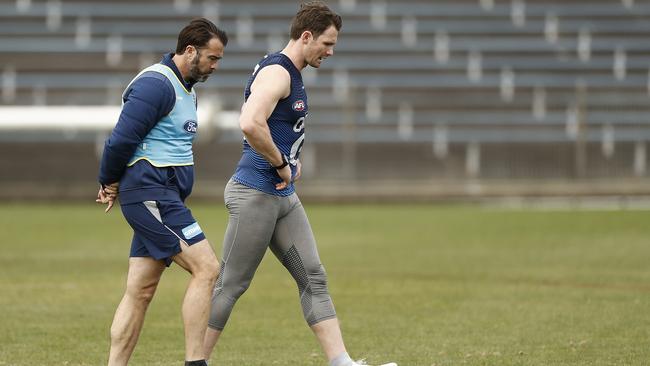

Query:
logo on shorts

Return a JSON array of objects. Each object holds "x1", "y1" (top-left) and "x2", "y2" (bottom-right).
[
  {"x1": 182, "y1": 222, "x2": 202, "y2": 239},
  {"x1": 292, "y1": 100, "x2": 305, "y2": 112},
  {"x1": 183, "y1": 120, "x2": 198, "y2": 134}
]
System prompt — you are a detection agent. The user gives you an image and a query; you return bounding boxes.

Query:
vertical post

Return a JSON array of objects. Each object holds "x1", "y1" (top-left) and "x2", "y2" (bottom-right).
[
  {"x1": 466, "y1": 142, "x2": 481, "y2": 178},
  {"x1": 479, "y1": 0, "x2": 494, "y2": 11},
  {"x1": 370, "y1": 0, "x2": 387, "y2": 30},
  {"x1": 339, "y1": 0, "x2": 357, "y2": 11},
  {"x1": 75, "y1": 15, "x2": 92, "y2": 49},
  {"x1": 397, "y1": 101, "x2": 413, "y2": 140},
  {"x1": 434, "y1": 29, "x2": 450, "y2": 64},
  {"x1": 634, "y1": 141, "x2": 646, "y2": 177},
  {"x1": 401, "y1": 16, "x2": 418, "y2": 48},
  {"x1": 16, "y1": 0, "x2": 32, "y2": 13},
  {"x1": 533, "y1": 85, "x2": 546, "y2": 121},
  {"x1": 574, "y1": 80, "x2": 587, "y2": 178},
  {"x1": 467, "y1": 49, "x2": 482, "y2": 83},
  {"x1": 342, "y1": 86, "x2": 357, "y2": 181},
  {"x1": 236, "y1": 13, "x2": 254, "y2": 48},
  {"x1": 105, "y1": 34, "x2": 123, "y2": 67},
  {"x1": 2, "y1": 65, "x2": 16, "y2": 104},
  {"x1": 46, "y1": 0, "x2": 62, "y2": 31},
  {"x1": 32, "y1": 83, "x2": 47, "y2": 105},
  {"x1": 511, "y1": 0, "x2": 526, "y2": 28},
  {"x1": 173, "y1": 0, "x2": 191, "y2": 13},
  {"x1": 433, "y1": 123, "x2": 448, "y2": 159},
  {"x1": 365, "y1": 85, "x2": 382, "y2": 122},
  {"x1": 601, "y1": 124, "x2": 614, "y2": 159},
  {"x1": 202, "y1": 1, "x2": 220, "y2": 23}
]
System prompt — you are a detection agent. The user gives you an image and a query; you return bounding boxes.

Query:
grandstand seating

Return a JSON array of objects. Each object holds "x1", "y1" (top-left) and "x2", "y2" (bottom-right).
[{"x1": 1, "y1": 0, "x2": 649, "y2": 187}]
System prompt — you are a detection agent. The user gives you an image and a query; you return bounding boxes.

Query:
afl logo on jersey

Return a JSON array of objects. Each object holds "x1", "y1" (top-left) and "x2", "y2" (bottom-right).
[
  {"x1": 292, "y1": 100, "x2": 306, "y2": 112},
  {"x1": 183, "y1": 120, "x2": 198, "y2": 134}
]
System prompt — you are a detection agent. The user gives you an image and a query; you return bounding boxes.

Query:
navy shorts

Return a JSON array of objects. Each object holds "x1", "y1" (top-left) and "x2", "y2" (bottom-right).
[{"x1": 120, "y1": 200, "x2": 206, "y2": 266}]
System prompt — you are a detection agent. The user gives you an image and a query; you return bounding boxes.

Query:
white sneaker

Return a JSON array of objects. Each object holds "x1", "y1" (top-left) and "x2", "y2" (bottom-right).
[{"x1": 353, "y1": 360, "x2": 397, "y2": 366}]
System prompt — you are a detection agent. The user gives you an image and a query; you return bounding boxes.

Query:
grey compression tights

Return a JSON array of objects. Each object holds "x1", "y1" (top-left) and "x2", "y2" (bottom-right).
[{"x1": 208, "y1": 180, "x2": 336, "y2": 330}]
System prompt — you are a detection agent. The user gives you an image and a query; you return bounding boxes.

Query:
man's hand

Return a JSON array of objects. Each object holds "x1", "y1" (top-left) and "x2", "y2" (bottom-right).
[
  {"x1": 293, "y1": 159, "x2": 302, "y2": 182},
  {"x1": 96, "y1": 182, "x2": 119, "y2": 213},
  {"x1": 103, "y1": 182, "x2": 119, "y2": 197},
  {"x1": 275, "y1": 165, "x2": 292, "y2": 190}
]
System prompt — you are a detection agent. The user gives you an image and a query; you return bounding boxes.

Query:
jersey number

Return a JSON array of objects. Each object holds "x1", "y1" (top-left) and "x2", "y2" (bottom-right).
[{"x1": 289, "y1": 117, "x2": 306, "y2": 164}]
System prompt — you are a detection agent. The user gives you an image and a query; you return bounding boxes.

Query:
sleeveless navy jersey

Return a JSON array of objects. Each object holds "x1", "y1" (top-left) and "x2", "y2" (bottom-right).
[{"x1": 232, "y1": 52, "x2": 307, "y2": 196}]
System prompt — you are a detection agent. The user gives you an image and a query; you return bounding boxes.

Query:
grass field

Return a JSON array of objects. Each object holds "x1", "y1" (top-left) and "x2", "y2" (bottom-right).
[{"x1": 1, "y1": 202, "x2": 649, "y2": 365}]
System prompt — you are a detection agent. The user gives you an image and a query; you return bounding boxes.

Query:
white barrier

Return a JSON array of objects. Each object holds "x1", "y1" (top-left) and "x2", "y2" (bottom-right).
[{"x1": 0, "y1": 105, "x2": 240, "y2": 132}]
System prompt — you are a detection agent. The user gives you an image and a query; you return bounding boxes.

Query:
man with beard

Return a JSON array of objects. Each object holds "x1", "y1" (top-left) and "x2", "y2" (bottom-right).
[
  {"x1": 96, "y1": 18, "x2": 227, "y2": 366},
  {"x1": 202, "y1": 3, "x2": 396, "y2": 366}
]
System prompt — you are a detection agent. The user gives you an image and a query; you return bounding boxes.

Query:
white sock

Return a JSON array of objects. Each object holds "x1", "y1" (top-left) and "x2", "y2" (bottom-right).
[{"x1": 330, "y1": 352, "x2": 355, "y2": 366}]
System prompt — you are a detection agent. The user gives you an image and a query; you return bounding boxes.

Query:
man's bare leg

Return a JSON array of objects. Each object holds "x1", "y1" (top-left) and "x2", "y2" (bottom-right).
[
  {"x1": 312, "y1": 318, "x2": 397, "y2": 366},
  {"x1": 202, "y1": 327, "x2": 222, "y2": 360},
  {"x1": 311, "y1": 317, "x2": 347, "y2": 361},
  {"x1": 108, "y1": 257, "x2": 165, "y2": 366},
  {"x1": 172, "y1": 239, "x2": 219, "y2": 362}
]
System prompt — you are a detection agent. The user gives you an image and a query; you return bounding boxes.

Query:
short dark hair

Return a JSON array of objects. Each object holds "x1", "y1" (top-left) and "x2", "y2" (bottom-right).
[
  {"x1": 290, "y1": 1, "x2": 342, "y2": 40},
  {"x1": 175, "y1": 18, "x2": 228, "y2": 54}
]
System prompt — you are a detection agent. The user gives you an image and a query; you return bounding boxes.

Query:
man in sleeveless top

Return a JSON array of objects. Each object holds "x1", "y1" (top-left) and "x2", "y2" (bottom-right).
[
  {"x1": 203, "y1": 3, "x2": 396, "y2": 366},
  {"x1": 96, "y1": 19, "x2": 227, "y2": 366}
]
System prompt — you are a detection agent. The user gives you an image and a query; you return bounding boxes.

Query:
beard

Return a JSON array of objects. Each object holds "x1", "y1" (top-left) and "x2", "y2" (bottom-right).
[{"x1": 187, "y1": 50, "x2": 212, "y2": 83}]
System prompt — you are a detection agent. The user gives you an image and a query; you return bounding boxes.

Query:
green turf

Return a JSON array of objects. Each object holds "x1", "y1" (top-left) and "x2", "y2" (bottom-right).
[{"x1": 1, "y1": 203, "x2": 649, "y2": 365}]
